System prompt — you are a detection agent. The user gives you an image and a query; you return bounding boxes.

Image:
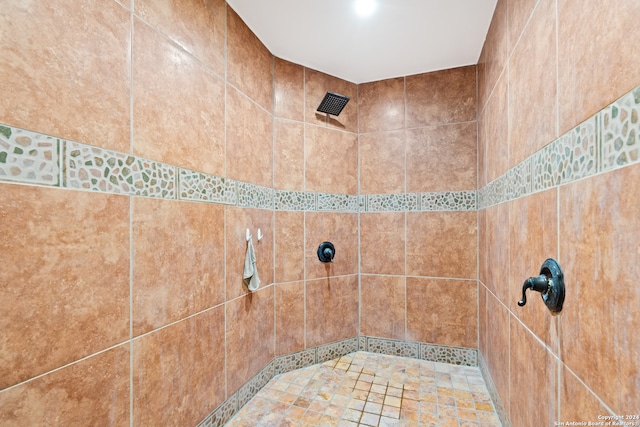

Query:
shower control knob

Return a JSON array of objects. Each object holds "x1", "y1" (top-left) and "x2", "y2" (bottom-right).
[
  {"x1": 517, "y1": 258, "x2": 565, "y2": 313},
  {"x1": 317, "y1": 242, "x2": 335, "y2": 263}
]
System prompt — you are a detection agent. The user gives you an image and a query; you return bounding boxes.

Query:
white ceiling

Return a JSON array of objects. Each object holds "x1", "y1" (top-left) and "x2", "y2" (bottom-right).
[{"x1": 226, "y1": 0, "x2": 498, "y2": 84}]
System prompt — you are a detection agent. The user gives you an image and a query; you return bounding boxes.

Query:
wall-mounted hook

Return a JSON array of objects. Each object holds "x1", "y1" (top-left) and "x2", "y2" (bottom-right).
[
  {"x1": 257, "y1": 229, "x2": 263, "y2": 241},
  {"x1": 246, "y1": 228, "x2": 252, "y2": 241},
  {"x1": 517, "y1": 258, "x2": 565, "y2": 313}
]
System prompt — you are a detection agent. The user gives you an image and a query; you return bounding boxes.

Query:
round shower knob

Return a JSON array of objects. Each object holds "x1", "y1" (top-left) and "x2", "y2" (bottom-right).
[{"x1": 317, "y1": 242, "x2": 335, "y2": 263}]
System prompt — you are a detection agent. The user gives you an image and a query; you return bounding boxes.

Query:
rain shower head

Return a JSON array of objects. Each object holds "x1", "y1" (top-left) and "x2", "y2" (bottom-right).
[{"x1": 316, "y1": 92, "x2": 350, "y2": 116}]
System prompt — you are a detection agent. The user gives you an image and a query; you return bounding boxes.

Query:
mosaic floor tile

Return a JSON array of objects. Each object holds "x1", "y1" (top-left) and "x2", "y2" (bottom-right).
[
  {"x1": 0, "y1": 124, "x2": 59, "y2": 185},
  {"x1": 226, "y1": 351, "x2": 500, "y2": 427}
]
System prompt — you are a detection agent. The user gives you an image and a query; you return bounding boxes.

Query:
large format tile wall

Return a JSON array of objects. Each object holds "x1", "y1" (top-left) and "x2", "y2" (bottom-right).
[
  {"x1": 477, "y1": 0, "x2": 640, "y2": 426},
  {"x1": 0, "y1": 0, "x2": 360, "y2": 425},
  {"x1": 357, "y1": 66, "x2": 479, "y2": 349},
  {"x1": 0, "y1": 0, "x2": 479, "y2": 425}
]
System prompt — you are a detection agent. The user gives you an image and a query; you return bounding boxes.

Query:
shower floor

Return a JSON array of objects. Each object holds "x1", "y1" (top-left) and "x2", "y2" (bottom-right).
[{"x1": 225, "y1": 351, "x2": 501, "y2": 427}]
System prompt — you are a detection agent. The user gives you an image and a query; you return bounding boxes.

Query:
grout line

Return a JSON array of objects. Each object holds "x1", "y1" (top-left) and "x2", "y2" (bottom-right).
[
  {"x1": 128, "y1": 6, "x2": 135, "y2": 426},
  {"x1": 303, "y1": 66, "x2": 307, "y2": 350}
]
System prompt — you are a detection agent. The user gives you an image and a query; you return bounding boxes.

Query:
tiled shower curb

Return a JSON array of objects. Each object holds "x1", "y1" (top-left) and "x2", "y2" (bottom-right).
[{"x1": 197, "y1": 336, "x2": 480, "y2": 427}]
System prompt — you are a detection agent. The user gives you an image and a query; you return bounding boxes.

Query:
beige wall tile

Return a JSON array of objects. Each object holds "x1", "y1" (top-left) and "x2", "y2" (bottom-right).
[
  {"x1": 305, "y1": 125, "x2": 357, "y2": 194},
  {"x1": 406, "y1": 122, "x2": 477, "y2": 192},
  {"x1": 134, "y1": 0, "x2": 225, "y2": 76},
  {"x1": 0, "y1": 186, "x2": 129, "y2": 389},
  {"x1": 133, "y1": 308, "x2": 225, "y2": 426},
  {"x1": 406, "y1": 212, "x2": 477, "y2": 279},
  {"x1": 559, "y1": 164, "x2": 640, "y2": 412},
  {"x1": 276, "y1": 281, "x2": 305, "y2": 355},
  {"x1": 508, "y1": 0, "x2": 557, "y2": 168},
  {"x1": 359, "y1": 131, "x2": 405, "y2": 195},
  {"x1": 558, "y1": 0, "x2": 640, "y2": 134},
  {"x1": 509, "y1": 189, "x2": 559, "y2": 350},
  {"x1": 406, "y1": 278, "x2": 477, "y2": 347},
  {"x1": 0, "y1": 0, "x2": 130, "y2": 152},
  {"x1": 225, "y1": 206, "x2": 275, "y2": 301},
  {"x1": 358, "y1": 78, "x2": 405, "y2": 133},
  {"x1": 225, "y1": 85, "x2": 273, "y2": 187},
  {"x1": 360, "y1": 212, "x2": 405, "y2": 275},
  {"x1": 305, "y1": 212, "x2": 358, "y2": 279},
  {"x1": 0, "y1": 345, "x2": 129, "y2": 426},
  {"x1": 274, "y1": 58, "x2": 305, "y2": 121},
  {"x1": 226, "y1": 7, "x2": 273, "y2": 111},
  {"x1": 406, "y1": 66, "x2": 477, "y2": 128},
  {"x1": 132, "y1": 20, "x2": 225, "y2": 175},
  {"x1": 306, "y1": 276, "x2": 358, "y2": 348},
  {"x1": 274, "y1": 119, "x2": 305, "y2": 191},
  {"x1": 360, "y1": 275, "x2": 406, "y2": 340},
  {"x1": 226, "y1": 288, "x2": 275, "y2": 394},
  {"x1": 275, "y1": 211, "x2": 305, "y2": 283},
  {"x1": 132, "y1": 198, "x2": 225, "y2": 336}
]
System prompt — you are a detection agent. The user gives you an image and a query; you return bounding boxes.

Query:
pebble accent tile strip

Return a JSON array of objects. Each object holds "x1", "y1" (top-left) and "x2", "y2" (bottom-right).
[
  {"x1": 419, "y1": 190, "x2": 477, "y2": 212},
  {"x1": 478, "y1": 84, "x2": 640, "y2": 210},
  {"x1": 0, "y1": 125, "x2": 59, "y2": 186},
  {"x1": 317, "y1": 338, "x2": 360, "y2": 363},
  {"x1": 420, "y1": 343, "x2": 478, "y2": 367},
  {"x1": 236, "y1": 182, "x2": 274, "y2": 210},
  {"x1": 275, "y1": 190, "x2": 317, "y2": 211},
  {"x1": 364, "y1": 193, "x2": 417, "y2": 212},
  {"x1": 532, "y1": 117, "x2": 597, "y2": 191},
  {"x1": 601, "y1": 86, "x2": 640, "y2": 172},
  {"x1": 317, "y1": 193, "x2": 359, "y2": 212},
  {"x1": 64, "y1": 141, "x2": 176, "y2": 198},
  {"x1": 366, "y1": 337, "x2": 420, "y2": 359},
  {"x1": 238, "y1": 360, "x2": 276, "y2": 408},
  {"x1": 179, "y1": 169, "x2": 235, "y2": 204},
  {"x1": 274, "y1": 349, "x2": 318, "y2": 375},
  {"x1": 226, "y1": 351, "x2": 501, "y2": 427}
]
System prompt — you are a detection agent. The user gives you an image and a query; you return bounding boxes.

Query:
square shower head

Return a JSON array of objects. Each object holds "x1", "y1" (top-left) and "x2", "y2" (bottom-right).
[{"x1": 317, "y1": 92, "x2": 350, "y2": 116}]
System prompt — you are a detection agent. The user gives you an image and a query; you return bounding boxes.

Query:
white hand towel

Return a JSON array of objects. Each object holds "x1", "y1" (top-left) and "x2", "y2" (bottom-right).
[{"x1": 243, "y1": 238, "x2": 260, "y2": 291}]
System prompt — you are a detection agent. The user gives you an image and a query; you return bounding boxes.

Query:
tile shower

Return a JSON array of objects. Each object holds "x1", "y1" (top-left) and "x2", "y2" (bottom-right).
[{"x1": 1, "y1": 1, "x2": 639, "y2": 427}]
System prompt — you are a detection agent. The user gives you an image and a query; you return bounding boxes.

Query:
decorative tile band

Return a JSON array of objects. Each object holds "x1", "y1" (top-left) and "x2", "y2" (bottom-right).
[
  {"x1": 479, "y1": 352, "x2": 512, "y2": 427},
  {"x1": 235, "y1": 181, "x2": 274, "y2": 210},
  {"x1": 317, "y1": 192, "x2": 359, "y2": 212},
  {"x1": 179, "y1": 169, "x2": 235, "y2": 205},
  {"x1": 275, "y1": 189, "x2": 316, "y2": 211},
  {"x1": 65, "y1": 141, "x2": 176, "y2": 198},
  {"x1": 0, "y1": 125, "x2": 59, "y2": 186},
  {"x1": 419, "y1": 190, "x2": 477, "y2": 211},
  {"x1": 479, "y1": 84, "x2": 640, "y2": 209},
  {"x1": 361, "y1": 336, "x2": 478, "y2": 367}
]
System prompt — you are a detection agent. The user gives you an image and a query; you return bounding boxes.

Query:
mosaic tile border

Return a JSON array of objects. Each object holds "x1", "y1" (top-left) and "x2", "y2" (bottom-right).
[
  {"x1": 362, "y1": 191, "x2": 477, "y2": 212},
  {"x1": 65, "y1": 141, "x2": 177, "y2": 198},
  {"x1": 361, "y1": 336, "x2": 478, "y2": 367},
  {"x1": 0, "y1": 122, "x2": 360, "y2": 212},
  {"x1": 275, "y1": 189, "x2": 316, "y2": 211},
  {"x1": 479, "y1": 352, "x2": 512, "y2": 427},
  {"x1": 179, "y1": 169, "x2": 235, "y2": 205},
  {"x1": 0, "y1": 125, "x2": 59, "y2": 186},
  {"x1": 479, "y1": 84, "x2": 640, "y2": 209},
  {"x1": 317, "y1": 192, "x2": 359, "y2": 212}
]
